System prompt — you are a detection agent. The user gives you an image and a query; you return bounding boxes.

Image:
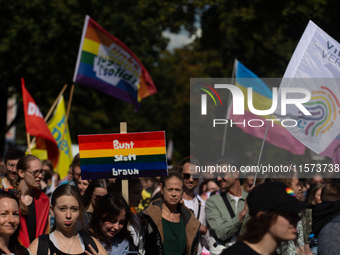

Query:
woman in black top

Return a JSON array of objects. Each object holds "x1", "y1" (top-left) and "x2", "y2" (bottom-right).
[
  {"x1": 28, "y1": 184, "x2": 107, "y2": 255},
  {"x1": 222, "y1": 182, "x2": 311, "y2": 255}
]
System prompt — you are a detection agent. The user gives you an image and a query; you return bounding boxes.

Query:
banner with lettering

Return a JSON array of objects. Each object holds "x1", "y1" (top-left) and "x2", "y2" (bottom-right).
[
  {"x1": 78, "y1": 131, "x2": 167, "y2": 179},
  {"x1": 275, "y1": 20, "x2": 340, "y2": 164},
  {"x1": 31, "y1": 96, "x2": 73, "y2": 179},
  {"x1": 73, "y1": 15, "x2": 157, "y2": 110},
  {"x1": 22, "y1": 78, "x2": 59, "y2": 166}
]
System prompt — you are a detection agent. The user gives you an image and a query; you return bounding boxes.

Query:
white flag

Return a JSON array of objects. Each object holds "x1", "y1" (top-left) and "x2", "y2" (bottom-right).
[{"x1": 275, "y1": 20, "x2": 340, "y2": 162}]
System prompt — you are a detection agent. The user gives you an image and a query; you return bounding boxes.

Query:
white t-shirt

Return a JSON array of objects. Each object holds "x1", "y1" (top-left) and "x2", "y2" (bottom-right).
[{"x1": 228, "y1": 194, "x2": 241, "y2": 214}]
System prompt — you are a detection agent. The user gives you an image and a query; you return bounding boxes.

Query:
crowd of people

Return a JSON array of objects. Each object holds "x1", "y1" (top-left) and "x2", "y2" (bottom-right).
[{"x1": 0, "y1": 147, "x2": 338, "y2": 255}]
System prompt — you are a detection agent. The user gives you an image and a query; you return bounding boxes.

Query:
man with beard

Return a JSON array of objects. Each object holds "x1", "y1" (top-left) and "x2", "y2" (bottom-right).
[
  {"x1": 0, "y1": 147, "x2": 25, "y2": 190},
  {"x1": 180, "y1": 157, "x2": 210, "y2": 255},
  {"x1": 206, "y1": 156, "x2": 248, "y2": 255}
]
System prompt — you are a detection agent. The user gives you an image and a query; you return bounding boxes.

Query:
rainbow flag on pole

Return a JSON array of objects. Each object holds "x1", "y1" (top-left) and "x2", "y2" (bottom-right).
[
  {"x1": 78, "y1": 131, "x2": 167, "y2": 179},
  {"x1": 228, "y1": 60, "x2": 305, "y2": 155},
  {"x1": 73, "y1": 15, "x2": 157, "y2": 110}
]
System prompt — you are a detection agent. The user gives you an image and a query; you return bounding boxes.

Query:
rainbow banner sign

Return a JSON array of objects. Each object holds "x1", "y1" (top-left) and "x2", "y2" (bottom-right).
[
  {"x1": 78, "y1": 131, "x2": 167, "y2": 179},
  {"x1": 73, "y1": 15, "x2": 157, "y2": 110}
]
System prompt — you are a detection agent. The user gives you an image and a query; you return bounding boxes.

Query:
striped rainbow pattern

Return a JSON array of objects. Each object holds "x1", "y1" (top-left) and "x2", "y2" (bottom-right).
[
  {"x1": 229, "y1": 60, "x2": 305, "y2": 155},
  {"x1": 285, "y1": 187, "x2": 296, "y2": 197},
  {"x1": 73, "y1": 15, "x2": 157, "y2": 110},
  {"x1": 78, "y1": 131, "x2": 167, "y2": 179}
]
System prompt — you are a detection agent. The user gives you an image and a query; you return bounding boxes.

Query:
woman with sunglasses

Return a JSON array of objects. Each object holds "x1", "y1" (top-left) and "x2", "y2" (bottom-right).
[
  {"x1": 13, "y1": 155, "x2": 50, "y2": 248},
  {"x1": 75, "y1": 179, "x2": 109, "y2": 231},
  {"x1": 0, "y1": 189, "x2": 30, "y2": 255},
  {"x1": 221, "y1": 182, "x2": 311, "y2": 255}
]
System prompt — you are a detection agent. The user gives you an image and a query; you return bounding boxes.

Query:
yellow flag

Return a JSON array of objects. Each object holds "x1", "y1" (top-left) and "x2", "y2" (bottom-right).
[{"x1": 31, "y1": 96, "x2": 73, "y2": 179}]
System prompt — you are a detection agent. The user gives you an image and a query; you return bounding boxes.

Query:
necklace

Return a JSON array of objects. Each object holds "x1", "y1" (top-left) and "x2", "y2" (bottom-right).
[
  {"x1": 55, "y1": 231, "x2": 78, "y2": 253},
  {"x1": 163, "y1": 209, "x2": 178, "y2": 222}
]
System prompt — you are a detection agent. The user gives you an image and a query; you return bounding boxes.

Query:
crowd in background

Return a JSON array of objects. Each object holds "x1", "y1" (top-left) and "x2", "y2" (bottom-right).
[{"x1": 0, "y1": 147, "x2": 338, "y2": 255}]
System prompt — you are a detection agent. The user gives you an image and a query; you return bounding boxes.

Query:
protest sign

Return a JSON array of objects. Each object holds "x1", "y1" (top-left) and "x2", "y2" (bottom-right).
[{"x1": 78, "y1": 131, "x2": 167, "y2": 179}]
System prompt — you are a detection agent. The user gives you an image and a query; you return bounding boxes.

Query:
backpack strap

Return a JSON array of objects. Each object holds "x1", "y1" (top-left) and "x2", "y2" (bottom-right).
[
  {"x1": 37, "y1": 234, "x2": 50, "y2": 255},
  {"x1": 220, "y1": 192, "x2": 235, "y2": 218},
  {"x1": 78, "y1": 230, "x2": 98, "y2": 253}
]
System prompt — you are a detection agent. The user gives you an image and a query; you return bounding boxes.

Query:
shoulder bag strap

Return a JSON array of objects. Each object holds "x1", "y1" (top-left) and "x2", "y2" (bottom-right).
[{"x1": 220, "y1": 192, "x2": 235, "y2": 218}]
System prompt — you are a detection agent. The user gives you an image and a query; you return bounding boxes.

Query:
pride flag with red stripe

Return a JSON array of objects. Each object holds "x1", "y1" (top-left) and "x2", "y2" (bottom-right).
[
  {"x1": 78, "y1": 131, "x2": 167, "y2": 179},
  {"x1": 228, "y1": 60, "x2": 305, "y2": 155},
  {"x1": 73, "y1": 15, "x2": 157, "y2": 110}
]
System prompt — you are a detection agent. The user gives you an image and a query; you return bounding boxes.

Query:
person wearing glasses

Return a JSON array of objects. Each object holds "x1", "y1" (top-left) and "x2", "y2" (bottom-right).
[
  {"x1": 75, "y1": 179, "x2": 109, "y2": 231},
  {"x1": 140, "y1": 171, "x2": 201, "y2": 255},
  {"x1": 13, "y1": 155, "x2": 50, "y2": 248},
  {"x1": 180, "y1": 157, "x2": 209, "y2": 255},
  {"x1": 0, "y1": 148, "x2": 25, "y2": 190},
  {"x1": 205, "y1": 156, "x2": 248, "y2": 255}
]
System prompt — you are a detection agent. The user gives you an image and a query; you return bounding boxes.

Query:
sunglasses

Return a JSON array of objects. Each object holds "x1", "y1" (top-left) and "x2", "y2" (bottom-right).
[
  {"x1": 182, "y1": 173, "x2": 199, "y2": 180},
  {"x1": 27, "y1": 169, "x2": 45, "y2": 178}
]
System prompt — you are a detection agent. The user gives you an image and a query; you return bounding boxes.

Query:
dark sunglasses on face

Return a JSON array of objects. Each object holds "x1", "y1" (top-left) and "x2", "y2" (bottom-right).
[
  {"x1": 182, "y1": 173, "x2": 199, "y2": 180},
  {"x1": 27, "y1": 169, "x2": 45, "y2": 178}
]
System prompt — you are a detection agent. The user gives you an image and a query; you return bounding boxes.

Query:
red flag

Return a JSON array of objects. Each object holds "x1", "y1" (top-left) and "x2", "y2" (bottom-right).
[{"x1": 21, "y1": 78, "x2": 59, "y2": 166}]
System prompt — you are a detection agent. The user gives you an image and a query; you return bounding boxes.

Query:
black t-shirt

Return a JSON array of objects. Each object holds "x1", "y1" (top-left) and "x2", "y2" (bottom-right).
[
  {"x1": 25, "y1": 201, "x2": 37, "y2": 243},
  {"x1": 221, "y1": 242, "x2": 261, "y2": 255}
]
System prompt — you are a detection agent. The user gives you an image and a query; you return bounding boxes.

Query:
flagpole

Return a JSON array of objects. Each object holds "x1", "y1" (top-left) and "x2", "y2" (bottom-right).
[
  {"x1": 120, "y1": 122, "x2": 129, "y2": 205},
  {"x1": 44, "y1": 84, "x2": 68, "y2": 122},
  {"x1": 253, "y1": 114, "x2": 272, "y2": 185},
  {"x1": 56, "y1": 84, "x2": 75, "y2": 174},
  {"x1": 65, "y1": 85, "x2": 74, "y2": 121},
  {"x1": 221, "y1": 59, "x2": 236, "y2": 156},
  {"x1": 30, "y1": 84, "x2": 68, "y2": 146},
  {"x1": 26, "y1": 133, "x2": 31, "y2": 154}
]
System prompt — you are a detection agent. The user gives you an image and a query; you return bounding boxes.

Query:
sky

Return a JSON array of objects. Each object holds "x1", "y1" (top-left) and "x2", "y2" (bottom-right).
[{"x1": 162, "y1": 27, "x2": 202, "y2": 51}]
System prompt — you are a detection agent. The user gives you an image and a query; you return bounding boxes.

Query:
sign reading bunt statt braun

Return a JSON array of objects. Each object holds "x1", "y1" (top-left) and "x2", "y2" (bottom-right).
[{"x1": 78, "y1": 131, "x2": 167, "y2": 179}]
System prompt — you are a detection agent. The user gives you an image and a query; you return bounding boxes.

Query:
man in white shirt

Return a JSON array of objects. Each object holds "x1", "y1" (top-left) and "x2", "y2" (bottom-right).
[{"x1": 180, "y1": 157, "x2": 210, "y2": 255}]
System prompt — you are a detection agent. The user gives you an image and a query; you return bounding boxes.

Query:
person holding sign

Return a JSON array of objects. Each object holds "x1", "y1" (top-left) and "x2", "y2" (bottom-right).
[{"x1": 140, "y1": 171, "x2": 201, "y2": 255}]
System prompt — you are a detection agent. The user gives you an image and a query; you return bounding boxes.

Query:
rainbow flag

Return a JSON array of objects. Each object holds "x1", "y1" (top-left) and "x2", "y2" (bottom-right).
[
  {"x1": 228, "y1": 60, "x2": 305, "y2": 155},
  {"x1": 73, "y1": 15, "x2": 157, "y2": 110},
  {"x1": 78, "y1": 131, "x2": 167, "y2": 179}
]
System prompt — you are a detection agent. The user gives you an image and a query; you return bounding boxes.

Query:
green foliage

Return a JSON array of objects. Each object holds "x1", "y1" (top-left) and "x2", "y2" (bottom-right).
[{"x1": 2, "y1": 0, "x2": 339, "y2": 164}]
